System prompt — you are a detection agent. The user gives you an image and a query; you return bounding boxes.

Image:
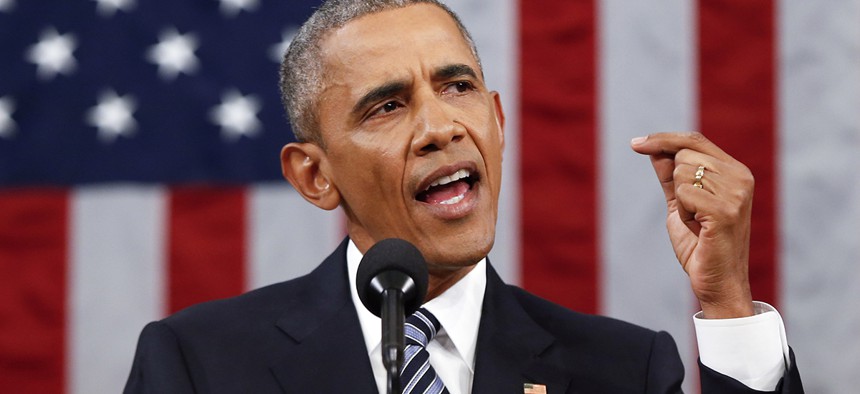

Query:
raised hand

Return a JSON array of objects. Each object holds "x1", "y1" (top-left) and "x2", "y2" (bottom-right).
[{"x1": 631, "y1": 132, "x2": 755, "y2": 319}]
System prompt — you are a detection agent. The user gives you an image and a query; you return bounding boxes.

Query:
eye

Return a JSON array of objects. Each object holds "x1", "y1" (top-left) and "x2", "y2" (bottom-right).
[
  {"x1": 380, "y1": 101, "x2": 399, "y2": 113},
  {"x1": 368, "y1": 100, "x2": 403, "y2": 118},
  {"x1": 442, "y1": 81, "x2": 475, "y2": 95}
]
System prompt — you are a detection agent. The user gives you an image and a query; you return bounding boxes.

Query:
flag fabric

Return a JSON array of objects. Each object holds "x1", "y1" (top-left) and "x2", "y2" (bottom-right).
[{"x1": 0, "y1": 0, "x2": 857, "y2": 393}]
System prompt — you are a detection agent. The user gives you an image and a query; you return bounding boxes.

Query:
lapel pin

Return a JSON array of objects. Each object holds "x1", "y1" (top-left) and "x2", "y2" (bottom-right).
[{"x1": 524, "y1": 383, "x2": 547, "y2": 394}]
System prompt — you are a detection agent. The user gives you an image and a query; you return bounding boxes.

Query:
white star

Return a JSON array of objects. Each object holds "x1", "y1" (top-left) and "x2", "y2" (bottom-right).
[
  {"x1": 218, "y1": 0, "x2": 258, "y2": 17},
  {"x1": 86, "y1": 90, "x2": 137, "y2": 143},
  {"x1": 0, "y1": 96, "x2": 16, "y2": 139},
  {"x1": 92, "y1": 0, "x2": 135, "y2": 17},
  {"x1": 209, "y1": 90, "x2": 262, "y2": 140},
  {"x1": 26, "y1": 28, "x2": 78, "y2": 80},
  {"x1": 0, "y1": 0, "x2": 15, "y2": 12},
  {"x1": 269, "y1": 27, "x2": 297, "y2": 63},
  {"x1": 146, "y1": 28, "x2": 199, "y2": 81}
]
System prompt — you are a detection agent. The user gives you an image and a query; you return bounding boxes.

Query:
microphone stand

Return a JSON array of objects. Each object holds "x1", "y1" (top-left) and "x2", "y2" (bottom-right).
[
  {"x1": 381, "y1": 288, "x2": 404, "y2": 394},
  {"x1": 357, "y1": 239, "x2": 425, "y2": 394}
]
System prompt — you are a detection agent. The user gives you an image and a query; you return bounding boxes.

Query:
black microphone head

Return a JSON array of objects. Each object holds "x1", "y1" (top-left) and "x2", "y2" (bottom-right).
[{"x1": 356, "y1": 238, "x2": 428, "y2": 318}]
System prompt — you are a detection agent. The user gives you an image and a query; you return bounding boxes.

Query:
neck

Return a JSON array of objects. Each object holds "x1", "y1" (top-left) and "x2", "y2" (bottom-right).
[
  {"x1": 424, "y1": 264, "x2": 477, "y2": 301},
  {"x1": 346, "y1": 225, "x2": 482, "y2": 301}
]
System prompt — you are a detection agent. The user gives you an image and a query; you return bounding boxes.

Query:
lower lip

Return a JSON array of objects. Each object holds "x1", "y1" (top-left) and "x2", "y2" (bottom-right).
[{"x1": 416, "y1": 182, "x2": 479, "y2": 220}]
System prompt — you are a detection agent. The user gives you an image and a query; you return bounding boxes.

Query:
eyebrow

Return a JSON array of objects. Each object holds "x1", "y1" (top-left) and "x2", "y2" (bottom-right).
[
  {"x1": 433, "y1": 63, "x2": 479, "y2": 81},
  {"x1": 352, "y1": 81, "x2": 409, "y2": 117},
  {"x1": 350, "y1": 64, "x2": 481, "y2": 117}
]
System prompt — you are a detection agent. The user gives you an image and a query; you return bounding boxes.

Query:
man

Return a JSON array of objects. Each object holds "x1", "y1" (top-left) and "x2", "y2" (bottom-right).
[{"x1": 125, "y1": 0, "x2": 803, "y2": 393}]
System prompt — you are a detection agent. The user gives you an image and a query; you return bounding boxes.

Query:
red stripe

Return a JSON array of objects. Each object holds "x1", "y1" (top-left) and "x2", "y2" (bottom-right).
[
  {"x1": 0, "y1": 189, "x2": 67, "y2": 394},
  {"x1": 167, "y1": 187, "x2": 247, "y2": 314},
  {"x1": 698, "y1": 0, "x2": 779, "y2": 306},
  {"x1": 520, "y1": 0, "x2": 599, "y2": 314}
]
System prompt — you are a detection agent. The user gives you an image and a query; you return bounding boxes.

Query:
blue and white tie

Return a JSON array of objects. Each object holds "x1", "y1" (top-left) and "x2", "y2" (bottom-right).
[{"x1": 400, "y1": 308, "x2": 450, "y2": 394}]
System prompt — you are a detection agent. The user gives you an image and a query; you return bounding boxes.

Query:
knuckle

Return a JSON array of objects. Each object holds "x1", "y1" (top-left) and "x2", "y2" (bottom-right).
[
  {"x1": 742, "y1": 170, "x2": 755, "y2": 188},
  {"x1": 725, "y1": 204, "x2": 743, "y2": 221},
  {"x1": 736, "y1": 187, "x2": 753, "y2": 205},
  {"x1": 687, "y1": 131, "x2": 708, "y2": 143},
  {"x1": 736, "y1": 169, "x2": 755, "y2": 194},
  {"x1": 672, "y1": 165, "x2": 685, "y2": 180}
]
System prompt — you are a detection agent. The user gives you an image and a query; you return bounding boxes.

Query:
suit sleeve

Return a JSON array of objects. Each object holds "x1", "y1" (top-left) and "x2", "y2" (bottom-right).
[
  {"x1": 645, "y1": 331, "x2": 685, "y2": 394},
  {"x1": 700, "y1": 348, "x2": 804, "y2": 394},
  {"x1": 124, "y1": 321, "x2": 196, "y2": 394},
  {"x1": 644, "y1": 331, "x2": 804, "y2": 393}
]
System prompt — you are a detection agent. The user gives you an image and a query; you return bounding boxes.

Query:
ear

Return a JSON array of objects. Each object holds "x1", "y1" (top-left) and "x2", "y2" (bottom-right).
[
  {"x1": 280, "y1": 142, "x2": 341, "y2": 210},
  {"x1": 491, "y1": 91, "x2": 506, "y2": 151}
]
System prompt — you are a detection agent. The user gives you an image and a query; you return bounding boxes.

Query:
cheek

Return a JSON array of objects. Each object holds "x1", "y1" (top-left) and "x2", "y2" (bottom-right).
[
  {"x1": 349, "y1": 125, "x2": 413, "y2": 178},
  {"x1": 460, "y1": 106, "x2": 504, "y2": 178},
  {"x1": 329, "y1": 138, "x2": 410, "y2": 210},
  {"x1": 351, "y1": 119, "x2": 412, "y2": 157}
]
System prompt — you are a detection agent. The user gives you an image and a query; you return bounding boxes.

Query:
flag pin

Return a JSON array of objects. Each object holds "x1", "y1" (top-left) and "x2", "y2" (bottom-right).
[{"x1": 524, "y1": 383, "x2": 547, "y2": 394}]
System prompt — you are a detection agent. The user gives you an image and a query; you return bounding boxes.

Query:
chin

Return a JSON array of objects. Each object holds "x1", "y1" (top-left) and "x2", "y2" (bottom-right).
[{"x1": 422, "y1": 228, "x2": 495, "y2": 271}]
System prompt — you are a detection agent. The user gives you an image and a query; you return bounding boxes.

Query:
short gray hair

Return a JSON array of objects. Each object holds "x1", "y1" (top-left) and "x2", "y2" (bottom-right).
[{"x1": 279, "y1": 0, "x2": 482, "y2": 146}]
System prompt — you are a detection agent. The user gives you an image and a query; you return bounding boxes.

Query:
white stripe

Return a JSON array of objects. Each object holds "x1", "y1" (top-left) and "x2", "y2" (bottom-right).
[
  {"x1": 403, "y1": 344, "x2": 423, "y2": 371},
  {"x1": 404, "y1": 358, "x2": 432, "y2": 394},
  {"x1": 247, "y1": 184, "x2": 343, "y2": 290},
  {"x1": 446, "y1": 0, "x2": 521, "y2": 284},
  {"x1": 598, "y1": 0, "x2": 697, "y2": 391},
  {"x1": 779, "y1": 1, "x2": 860, "y2": 391},
  {"x1": 68, "y1": 186, "x2": 166, "y2": 394},
  {"x1": 413, "y1": 310, "x2": 436, "y2": 338}
]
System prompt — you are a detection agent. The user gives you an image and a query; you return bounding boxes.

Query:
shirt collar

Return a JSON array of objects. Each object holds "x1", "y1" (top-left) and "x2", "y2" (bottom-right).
[{"x1": 346, "y1": 239, "x2": 486, "y2": 371}]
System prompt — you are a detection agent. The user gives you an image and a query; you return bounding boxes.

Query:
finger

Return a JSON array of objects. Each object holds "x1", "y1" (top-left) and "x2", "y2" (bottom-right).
[
  {"x1": 672, "y1": 162, "x2": 726, "y2": 196},
  {"x1": 674, "y1": 183, "x2": 708, "y2": 235},
  {"x1": 674, "y1": 149, "x2": 722, "y2": 176},
  {"x1": 631, "y1": 131, "x2": 731, "y2": 161},
  {"x1": 672, "y1": 162, "x2": 732, "y2": 235},
  {"x1": 674, "y1": 163, "x2": 704, "y2": 195},
  {"x1": 675, "y1": 176, "x2": 738, "y2": 236},
  {"x1": 650, "y1": 151, "x2": 727, "y2": 204},
  {"x1": 649, "y1": 153, "x2": 676, "y2": 204},
  {"x1": 674, "y1": 164, "x2": 743, "y2": 221}
]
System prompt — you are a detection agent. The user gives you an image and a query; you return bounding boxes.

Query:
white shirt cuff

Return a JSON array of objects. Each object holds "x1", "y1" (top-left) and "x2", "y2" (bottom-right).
[{"x1": 693, "y1": 301, "x2": 790, "y2": 391}]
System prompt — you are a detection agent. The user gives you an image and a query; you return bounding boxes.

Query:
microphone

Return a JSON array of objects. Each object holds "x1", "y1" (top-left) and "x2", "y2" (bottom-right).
[{"x1": 356, "y1": 238, "x2": 428, "y2": 394}]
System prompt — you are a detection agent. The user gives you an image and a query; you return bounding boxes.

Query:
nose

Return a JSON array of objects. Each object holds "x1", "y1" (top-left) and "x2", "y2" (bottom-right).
[{"x1": 411, "y1": 95, "x2": 465, "y2": 156}]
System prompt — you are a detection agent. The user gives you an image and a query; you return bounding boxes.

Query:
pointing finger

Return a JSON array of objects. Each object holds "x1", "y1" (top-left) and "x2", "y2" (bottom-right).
[{"x1": 631, "y1": 132, "x2": 730, "y2": 161}]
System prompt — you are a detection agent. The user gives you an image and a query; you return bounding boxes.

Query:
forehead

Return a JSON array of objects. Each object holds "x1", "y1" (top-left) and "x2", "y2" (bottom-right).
[{"x1": 318, "y1": 4, "x2": 480, "y2": 87}]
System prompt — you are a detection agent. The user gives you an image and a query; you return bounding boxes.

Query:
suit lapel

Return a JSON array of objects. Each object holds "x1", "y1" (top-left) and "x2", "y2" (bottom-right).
[
  {"x1": 472, "y1": 264, "x2": 573, "y2": 394},
  {"x1": 269, "y1": 239, "x2": 378, "y2": 393},
  {"x1": 266, "y1": 244, "x2": 573, "y2": 393}
]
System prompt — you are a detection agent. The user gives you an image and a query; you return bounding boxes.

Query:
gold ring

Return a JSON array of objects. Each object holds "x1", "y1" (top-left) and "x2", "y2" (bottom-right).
[{"x1": 693, "y1": 166, "x2": 705, "y2": 189}]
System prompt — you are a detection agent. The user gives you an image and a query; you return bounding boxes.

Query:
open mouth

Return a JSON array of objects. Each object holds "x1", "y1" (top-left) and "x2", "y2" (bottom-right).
[{"x1": 415, "y1": 168, "x2": 479, "y2": 205}]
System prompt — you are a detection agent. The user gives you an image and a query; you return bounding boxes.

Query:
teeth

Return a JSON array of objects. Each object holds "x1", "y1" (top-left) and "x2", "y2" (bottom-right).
[
  {"x1": 439, "y1": 194, "x2": 464, "y2": 205},
  {"x1": 428, "y1": 169, "x2": 470, "y2": 189}
]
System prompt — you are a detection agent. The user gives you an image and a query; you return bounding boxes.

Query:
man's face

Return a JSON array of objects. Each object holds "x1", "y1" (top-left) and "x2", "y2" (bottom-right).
[{"x1": 315, "y1": 4, "x2": 505, "y2": 272}]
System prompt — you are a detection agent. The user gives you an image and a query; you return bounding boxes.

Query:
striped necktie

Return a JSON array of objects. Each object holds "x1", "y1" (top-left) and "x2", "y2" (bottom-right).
[{"x1": 400, "y1": 308, "x2": 450, "y2": 394}]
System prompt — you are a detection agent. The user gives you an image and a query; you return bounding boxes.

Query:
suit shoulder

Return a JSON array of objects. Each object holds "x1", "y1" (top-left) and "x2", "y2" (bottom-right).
[
  {"x1": 162, "y1": 239, "x2": 351, "y2": 332},
  {"x1": 162, "y1": 273, "x2": 313, "y2": 333},
  {"x1": 507, "y1": 285, "x2": 663, "y2": 349}
]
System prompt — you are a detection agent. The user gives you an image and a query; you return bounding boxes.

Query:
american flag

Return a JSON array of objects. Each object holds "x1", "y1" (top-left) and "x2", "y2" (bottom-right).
[{"x1": 1, "y1": 0, "x2": 858, "y2": 393}]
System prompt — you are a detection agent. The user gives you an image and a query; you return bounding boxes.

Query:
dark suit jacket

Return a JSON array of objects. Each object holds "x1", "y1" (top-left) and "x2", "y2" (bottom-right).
[{"x1": 125, "y1": 239, "x2": 803, "y2": 393}]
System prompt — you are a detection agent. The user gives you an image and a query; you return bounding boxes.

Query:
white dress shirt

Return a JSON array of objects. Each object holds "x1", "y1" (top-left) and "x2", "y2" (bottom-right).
[
  {"x1": 694, "y1": 302, "x2": 791, "y2": 390},
  {"x1": 348, "y1": 240, "x2": 485, "y2": 394},
  {"x1": 346, "y1": 240, "x2": 789, "y2": 393}
]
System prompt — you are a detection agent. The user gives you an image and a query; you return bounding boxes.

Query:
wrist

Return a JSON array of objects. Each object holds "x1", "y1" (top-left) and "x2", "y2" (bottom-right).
[
  {"x1": 694, "y1": 273, "x2": 754, "y2": 318},
  {"x1": 699, "y1": 297, "x2": 755, "y2": 319}
]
